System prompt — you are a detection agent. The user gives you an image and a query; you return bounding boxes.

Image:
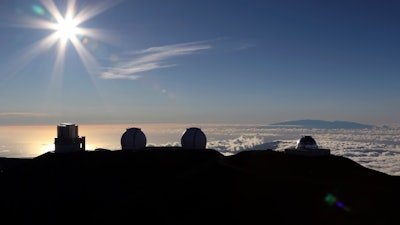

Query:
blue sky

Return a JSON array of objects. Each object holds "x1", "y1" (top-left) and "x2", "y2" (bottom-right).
[{"x1": 0, "y1": 0, "x2": 399, "y2": 125}]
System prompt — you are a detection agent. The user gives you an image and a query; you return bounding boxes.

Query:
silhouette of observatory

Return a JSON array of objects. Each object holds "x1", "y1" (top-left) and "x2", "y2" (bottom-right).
[
  {"x1": 51, "y1": 124, "x2": 332, "y2": 157},
  {"x1": 181, "y1": 127, "x2": 207, "y2": 149},
  {"x1": 285, "y1": 135, "x2": 330, "y2": 156},
  {"x1": 120, "y1": 127, "x2": 207, "y2": 150},
  {"x1": 54, "y1": 123, "x2": 85, "y2": 153},
  {"x1": 121, "y1": 127, "x2": 147, "y2": 150}
]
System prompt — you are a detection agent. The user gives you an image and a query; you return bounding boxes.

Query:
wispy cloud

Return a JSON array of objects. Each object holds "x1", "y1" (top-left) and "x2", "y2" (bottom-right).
[
  {"x1": 101, "y1": 41, "x2": 212, "y2": 80},
  {"x1": 0, "y1": 112, "x2": 49, "y2": 117}
]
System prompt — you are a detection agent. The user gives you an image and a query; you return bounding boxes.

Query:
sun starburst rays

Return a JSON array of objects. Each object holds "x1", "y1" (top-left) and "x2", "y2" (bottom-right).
[
  {"x1": 13, "y1": 0, "x2": 120, "y2": 81},
  {"x1": 42, "y1": 0, "x2": 93, "y2": 76}
]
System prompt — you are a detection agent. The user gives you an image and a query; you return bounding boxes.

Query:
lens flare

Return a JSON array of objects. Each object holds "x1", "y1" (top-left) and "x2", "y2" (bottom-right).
[
  {"x1": 32, "y1": 5, "x2": 45, "y2": 15},
  {"x1": 324, "y1": 193, "x2": 351, "y2": 212}
]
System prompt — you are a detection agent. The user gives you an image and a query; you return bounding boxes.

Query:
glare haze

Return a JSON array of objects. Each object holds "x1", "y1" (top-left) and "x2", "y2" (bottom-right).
[{"x1": 0, "y1": 0, "x2": 399, "y2": 126}]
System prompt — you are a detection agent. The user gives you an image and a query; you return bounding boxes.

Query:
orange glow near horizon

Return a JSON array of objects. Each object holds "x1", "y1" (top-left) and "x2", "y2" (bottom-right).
[{"x1": 0, "y1": 123, "x2": 195, "y2": 158}]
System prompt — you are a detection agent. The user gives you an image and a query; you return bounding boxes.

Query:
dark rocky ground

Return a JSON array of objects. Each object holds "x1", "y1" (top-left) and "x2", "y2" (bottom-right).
[{"x1": 0, "y1": 148, "x2": 399, "y2": 225}]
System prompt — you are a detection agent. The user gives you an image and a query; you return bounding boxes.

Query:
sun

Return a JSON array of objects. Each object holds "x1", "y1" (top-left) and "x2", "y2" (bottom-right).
[
  {"x1": 13, "y1": 1, "x2": 121, "y2": 79},
  {"x1": 55, "y1": 17, "x2": 79, "y2": 41}
]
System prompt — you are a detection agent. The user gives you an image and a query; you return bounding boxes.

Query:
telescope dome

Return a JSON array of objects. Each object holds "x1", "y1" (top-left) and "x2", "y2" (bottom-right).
[
  {"x1": 181, "y1": 127, "x2": 207, "y2": 149},
  {"x1": 121, "y1": 127, "x2": 147, "y2": 150},
  {"x1": 296, "y1": 136, "x2": 318, "y2": 149}
]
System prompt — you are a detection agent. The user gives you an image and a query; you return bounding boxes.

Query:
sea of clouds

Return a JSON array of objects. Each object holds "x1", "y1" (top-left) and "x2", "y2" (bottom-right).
[{"x1": 145, "y1": 124, "x2": 400, "y2": 176}]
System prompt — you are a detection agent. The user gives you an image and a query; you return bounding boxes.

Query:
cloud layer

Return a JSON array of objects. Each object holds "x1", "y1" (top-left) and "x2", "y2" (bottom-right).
[{"x1": 147, "y1": 125, "x2": 400, "y2": 175}]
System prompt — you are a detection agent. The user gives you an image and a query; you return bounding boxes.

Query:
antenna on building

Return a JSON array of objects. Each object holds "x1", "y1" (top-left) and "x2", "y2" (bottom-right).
[
  {"x1": 54, "y1": 123, "x2": 85, "y2": 153},
  {"x1": 121, "y1": 127, "x2": 147, "y2": 150},
  {"x1": 181, "y1": 127, "x2": 207, "y2": 149}
]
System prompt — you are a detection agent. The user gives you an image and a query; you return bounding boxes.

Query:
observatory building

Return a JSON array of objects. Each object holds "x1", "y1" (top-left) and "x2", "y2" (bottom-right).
[
  {"x1": 54, "y1": 123, "x2": 85, "y2": 153},
  {"x1": 121, "y1": 127, "x2": 147, "y2": 150},
  {"x1": 284, "y1": 135, "x2": 330, "y2": 156},
  {"x1": 181, "y1": 127, "x2": 207, "y2": 149}
]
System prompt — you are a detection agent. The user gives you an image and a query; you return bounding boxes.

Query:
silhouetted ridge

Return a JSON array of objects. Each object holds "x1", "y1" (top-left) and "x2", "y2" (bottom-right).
[
  {"x1": 0, "y1": 148, "x2": 398, "y2": 225},
  {"x1": 269, "y1": 119, "x2": 374, "y2": 129}
]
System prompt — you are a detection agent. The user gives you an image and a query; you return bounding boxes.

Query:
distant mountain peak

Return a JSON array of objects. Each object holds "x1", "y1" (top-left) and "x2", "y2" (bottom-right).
[{"x1": 270, "y1": 119, "x2": 374, "y2": 129}]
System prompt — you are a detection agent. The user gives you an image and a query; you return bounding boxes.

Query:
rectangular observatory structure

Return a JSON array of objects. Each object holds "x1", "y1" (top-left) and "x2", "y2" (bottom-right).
[{"x1": 54, "y1": 123, "x2": 85, "y2": 153}]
